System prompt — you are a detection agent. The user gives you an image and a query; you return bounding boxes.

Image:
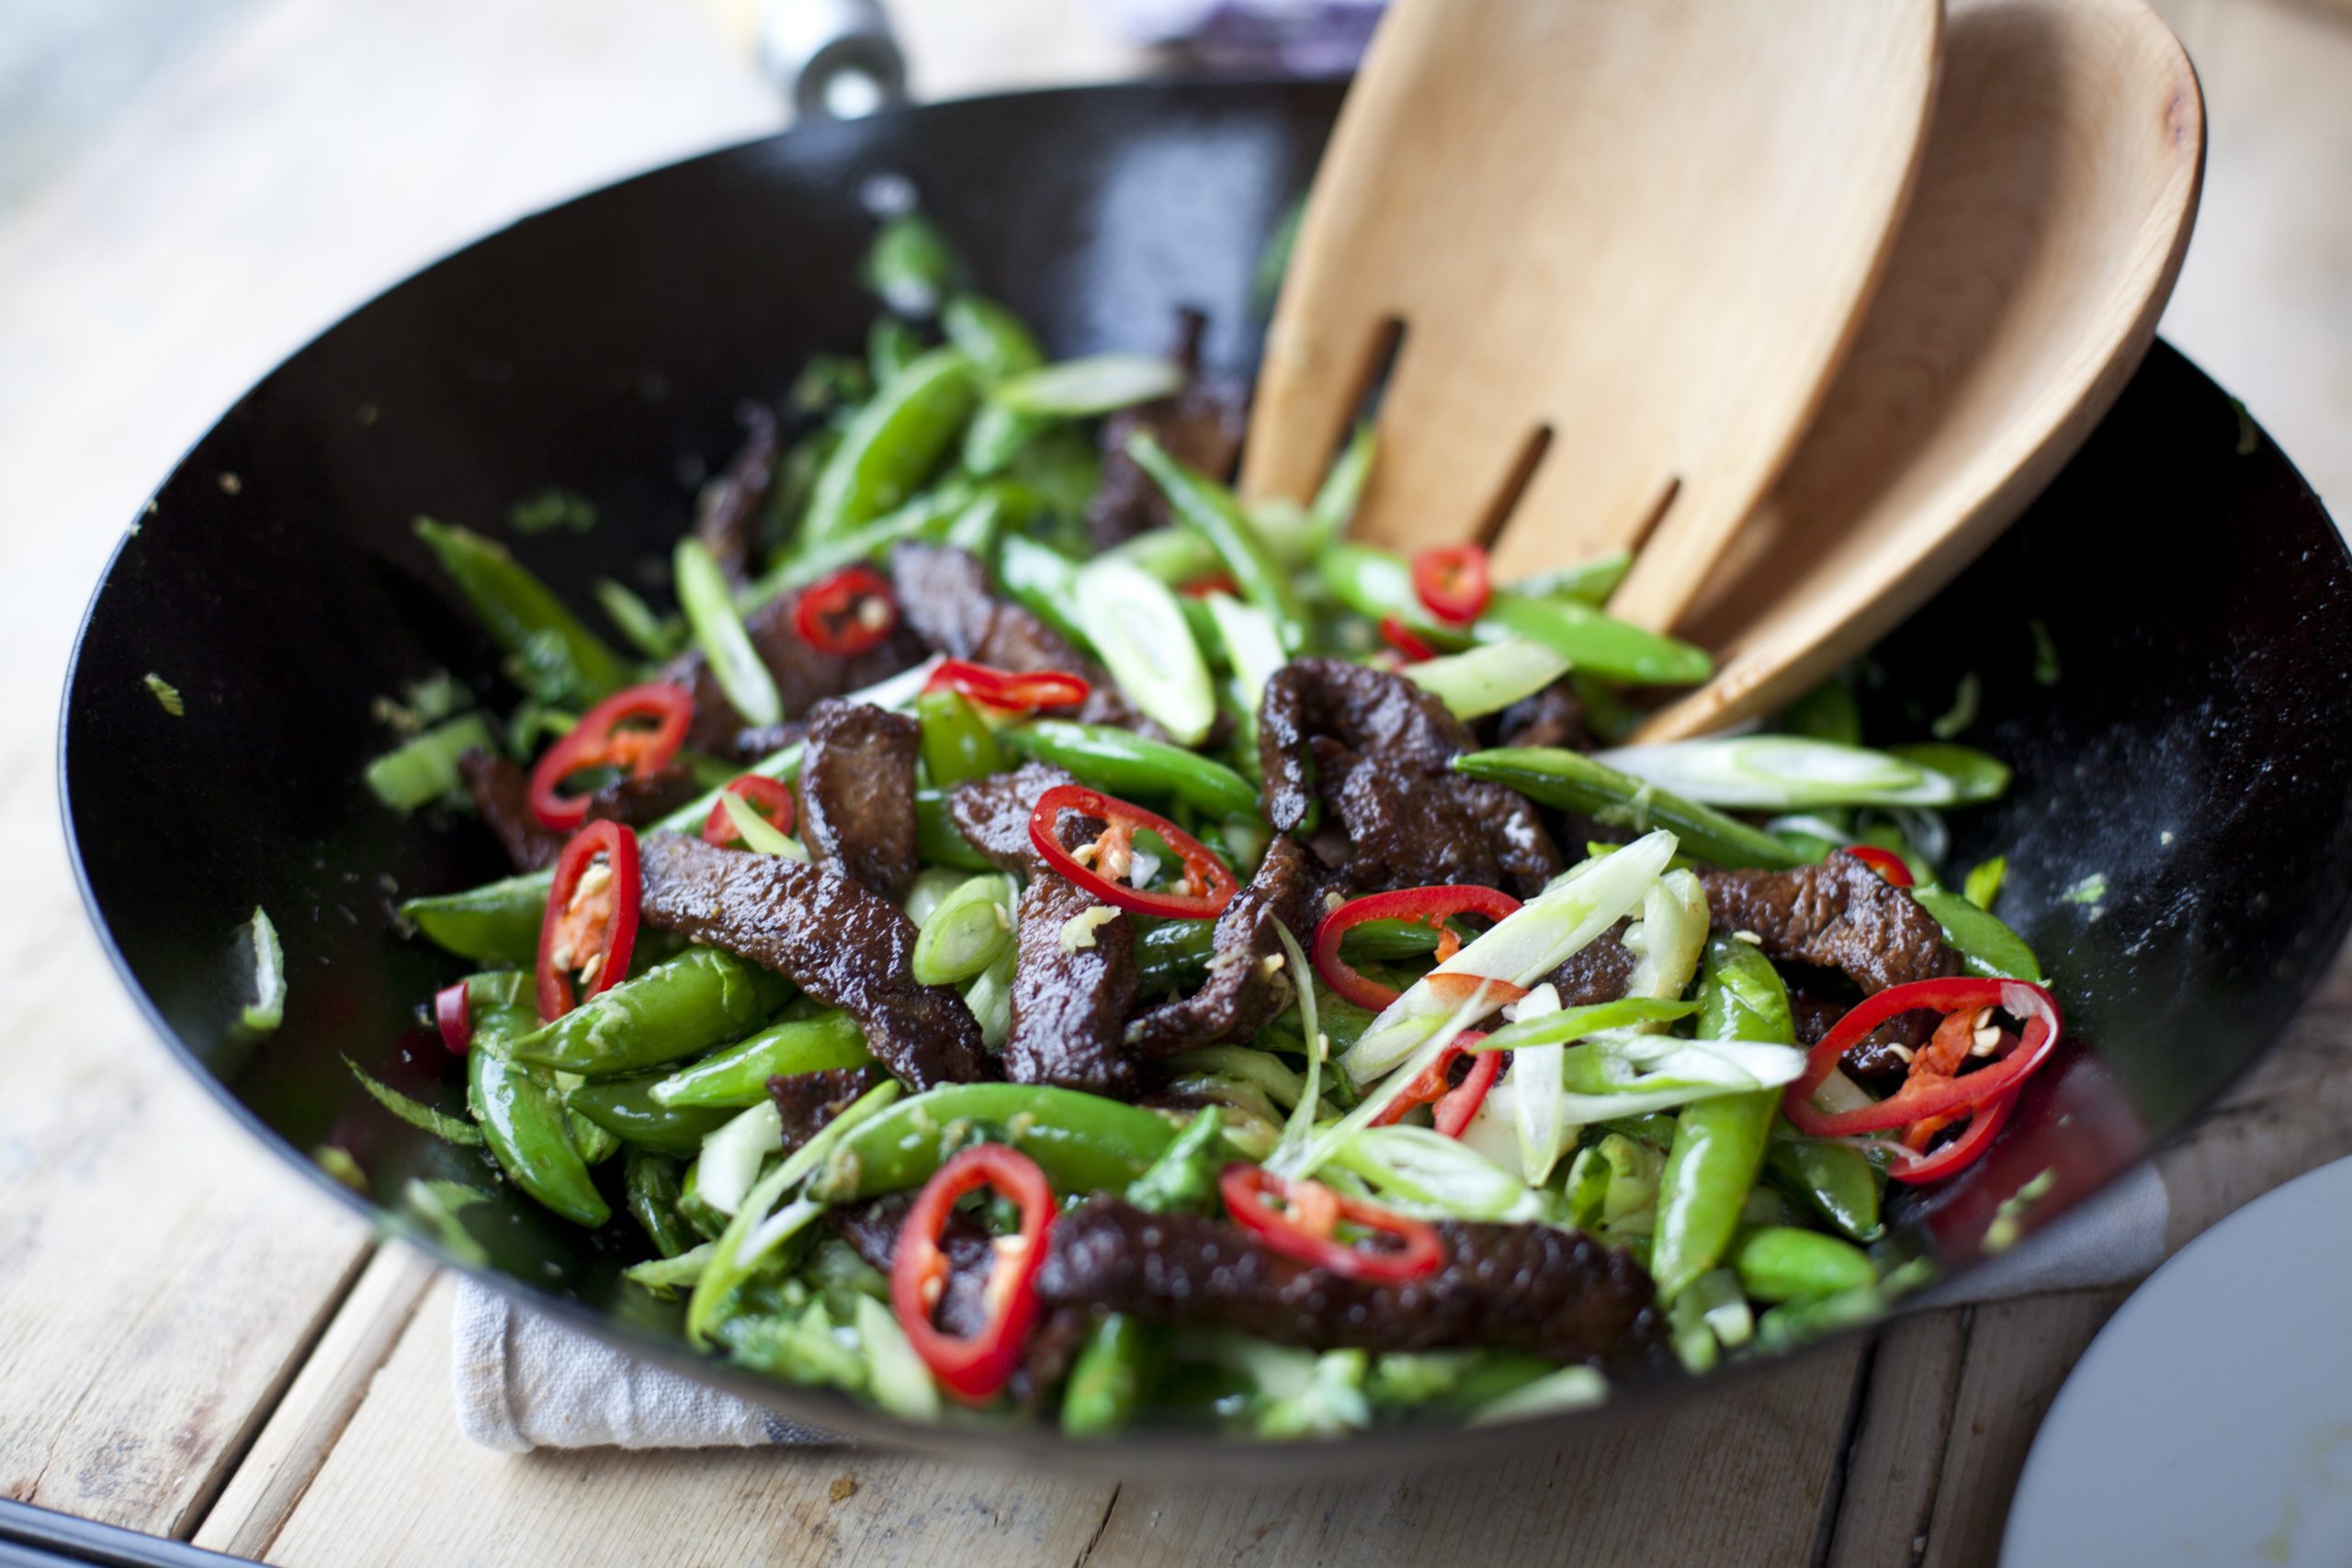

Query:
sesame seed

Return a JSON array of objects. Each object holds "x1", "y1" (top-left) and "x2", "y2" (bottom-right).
[{"x1": 1732, "y1": 930, "x2": 1763, "y2": 945}]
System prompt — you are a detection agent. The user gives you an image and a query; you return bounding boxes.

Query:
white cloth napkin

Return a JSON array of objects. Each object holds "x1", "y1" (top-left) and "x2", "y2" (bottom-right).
[{"x1": 451, "y1": 1165, "x2": 2168, "y2": 1450}]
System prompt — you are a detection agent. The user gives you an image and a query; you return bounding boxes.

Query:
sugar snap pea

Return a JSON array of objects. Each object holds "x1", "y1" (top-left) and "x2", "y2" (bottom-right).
[
  {"x1": 1651, "y1": 938, "x2": 1791, "y2": 1302},
  {"x1": 1728, "y1": 1225, "x2": 1878, "y2": 1303},
  {"x1": 469, "y1": 1012, "x2": 611, "y2": 1227},
  {"x1": 651, "y1": 1010, "x2": 876, "y2": 1110},
  {"x1": 806, "y1": 1084, "x2": 1182, "y2": 1201},
  {"x1": 1126, "y1": 432, "x2": 1307, "y2": 652},
  {"x1": 626, "y1": 1151, "x2": 697, "y2": 1258},
  {"x1": 1765, "y1": 1134, "x2": 1883, "y2": 1243},
  {"x1": 504, "y1": 947, "x2": 789, "y2": 1076},
  {"x1": 916, "y1": 688, "x2": 1004, "y2": 787},
  {"x1": 413, "y1": 519, "x2": 629, "y2": 706},
  {"x1": 566, "y1": 1075, "x2": 735, "y2": 1158},
  {"x1": 1003, "y1": 720, "x2": 1260, "y2": 821},
  {"x1": 803, "y1": 348, "x2": 979, "y2": 546},
  {"x1": 1453, "y1": 748, "x2": 1807, "y2": 870}
]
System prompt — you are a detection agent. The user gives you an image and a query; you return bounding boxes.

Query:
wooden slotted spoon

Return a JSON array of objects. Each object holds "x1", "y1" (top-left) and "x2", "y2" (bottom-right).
[
  {"x1": 1637, "y1": 0, "x2": 2204, "y2": 740},
  {"x1": 1240, "y1": 0, "x2": 1943, "y2": 633}
]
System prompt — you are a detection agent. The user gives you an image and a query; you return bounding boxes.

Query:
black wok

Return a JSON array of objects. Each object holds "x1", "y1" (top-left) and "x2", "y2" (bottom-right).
[{"x1": 59, "y1": 79, "x2": 2352, "y2": 1474}]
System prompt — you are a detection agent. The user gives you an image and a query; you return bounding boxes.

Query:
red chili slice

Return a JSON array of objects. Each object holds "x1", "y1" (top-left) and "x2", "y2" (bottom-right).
[
  {"x1": 1884, "y1": 1085, "x2": 2022, "y2": 1184},
  {"x1": 890, "y1": 1144, "x2": 1057, "y2": 1404},
  {"x1": 794, "y1": 565, "x2": 898, "y2": 656},
  {"x1": 535, "y1": 821, "x2": 642, "y2": 1021},
  {"x1": 1378, "y1": 615, "x2": 1437, "y2": 663},
  {"x1": 1842, "y1": 845, "x2": 1915, "y2": 887},
  {"x1": 1411, "y1": 543, "x2": 1492, "y2": 625},
  {"x1": 1178, "y1": 574, "x2": 1241, "y2": 599},
  {"x1": 527, "y1": 682, "x2": 695, "y2": 831},
  {"x1": 1310, "y1": 885, "x2": 1524, "y2": 1010},
  {"x1": 1783, "y1": 976, "x2": 2062, "y2": 1143},
  {"x1": 701, "y1": 773, "x2": 796, "y2": 849},
  {"x1": 434, "y1": 980, "x2": 472, "y2": 1055},
  {"x1": 923, "y1": 659, "x2": 1091, "y2": 715},
  {"x1": 1219, "y1": 1164, "x2": 1445, "y2": 1283},
  {"x1": 1369, "y1": 1032, "x2": 1502, "y2": 1138},
  {"x1": 1027, "y1": 784, "x2": 1240, "y2": 921}
]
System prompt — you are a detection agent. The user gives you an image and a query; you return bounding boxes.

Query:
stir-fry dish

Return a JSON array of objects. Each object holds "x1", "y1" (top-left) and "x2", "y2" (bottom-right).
[{"x1": 353, "y1": 211, "x2": 2057, "y2": 1436}]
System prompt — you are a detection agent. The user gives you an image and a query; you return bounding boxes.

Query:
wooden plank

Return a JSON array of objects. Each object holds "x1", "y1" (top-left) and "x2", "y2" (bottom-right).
[
  {"x1": 190, "y1": 1247, "x2": 441, "y2": 1559},
  {"x1": 258, "y1": 1278, "x2": 1122, "y2": 1568},
  {"x1": 1823, "y1": 1312, "x2": 1971, "y2": 1568},
  {"x1": 1080, "y1": 1348, "x2": 1865, "y2": 1568}
]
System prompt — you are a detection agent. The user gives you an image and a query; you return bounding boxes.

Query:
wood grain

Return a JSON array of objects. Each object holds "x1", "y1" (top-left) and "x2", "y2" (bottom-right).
[{"x1": 1240, "y1": 0, "x2": 1940, "y2": 631}]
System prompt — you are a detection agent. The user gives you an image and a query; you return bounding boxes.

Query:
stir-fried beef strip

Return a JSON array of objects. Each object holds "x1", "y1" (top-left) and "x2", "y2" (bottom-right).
[
  {"x1": 1490, "y1": 680, "x2": 1589, "y2": 753},
  {"x1": 662, "y1": 589, "x2": 929, "y2": 758},
  {"x1": 888, "y1": 542, "x2": 1141, "y2": 729},
  {"x1": 944, "y1": 761, "x2": 1077, "y2": 878},
  {"x1": 1701, "y1": 855, "x2": 1960, "y2": 1077},
  {"x1": 692, "y1": 402, "x2": 781, "y2": 584},
  {"x1": 1086, "y1": 307, "x2": 1248, "y2": 550},
  {"x1": 831, "y1": 1194, "x2": 995, "y2": 1338},
  {"x1": 636, "y1": 831, "x2": 991, "y2": 1089},
  {"x1": 458, "y1": 750, "x2": 700, "y2": 873},
  {"x1": 1006, "y1": 872, "x2": 1139, "y2": 1093},
  {"x1": 1544, "y1": 920, "x2": 1640, "y2": 1007},
  {"x1": 797, "y1": 700, "x2": 922, "y2": 899},
  {"x1": 768, "y1": 1066, "x2": 885, "y2": 1151},
  {"x1": 729, "y1": 720, "x2": 805, "y2": 764},
  {"x1": 1125, "y1": 836, "x2": 1335, "y2": 1058},
  {"x1": 1037, "y1": 1200, "x2": 1668, "y2": 1371},
  {"x1": 1259, "y1": 659, "x2": 1564, "y2": 898}
]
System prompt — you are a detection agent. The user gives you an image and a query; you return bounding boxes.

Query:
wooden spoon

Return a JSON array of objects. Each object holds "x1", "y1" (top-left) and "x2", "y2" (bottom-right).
[
  {"x1": 1637, "y1": 0, "x2": 2204, "y2": 741},
  {"x1": 1239, "y1": 0, "x2": 1942, "y2": 633}
]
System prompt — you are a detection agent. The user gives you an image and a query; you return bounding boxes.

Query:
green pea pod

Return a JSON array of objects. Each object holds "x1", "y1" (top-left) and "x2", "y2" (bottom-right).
[
  {"x1": 650, "y1": 1010, "x2": 875, "y2": 1110},
  {"x1": 1125, "y1": 432, "x2": 1307, "y2": 653},
  {"x1": 1766, "y1": 1134, "x2": 1883, "y2": 1243},
  {"x1": 914, "y1": 788, "x2": 995, "y2": 871},
  {"x1": 941, "y1": 294, "x2": 1044, "y2": 379},
  {"x1": 912, "y1": 874, "x2": 1018, "y2": 987},
  {"x1": 1729, "y1": 1225, "x2": 1879, "y2": 1303},
  {"x1": 752, "y1": 481, "x2": 976, "y2": 603},
  {"x1": 413, "y1": 520, "x2": 629, "y2": 705},
  {"x1": 961, "y1": 402, "x2": 1054, "y2": 478},
  {"x1": 807, "y1": 1084, "x2": 1182, "y2": 1201},
  {"x1": 1125, "y1": 1106, "x2": 1227, "y2": 1217},
  {"x1": 404, "y1": 876, "x2": 548, "y2": 965},
  {"x1": 995, "y1": 535, "x2": 1094, "y2": 648},
  {"x1": 862, "y1": 211, "x2": 961, "y2": 314},
  {"x1": 869, "y1": 316, "x2": 923, "y2": 384},
  {"x1": 504, "y1": 948, "x2": 788, "y2": 1076},
  {"x1": 1106, "y1": 526, "x2": 1221, "y2": 587},
  {"x1": 1061, "y1": 1314, "x2": 1157, "y2": 1438},
  {"x1": 1886, "y1": 743, "x2": 2011, "y2": 804},
  {"x1": 1651, "y1": 938, "x2": 1791, "y2": 1301},
  {"x1": 1003, "y1": 719, "x2": 1261, "y2": 821},
  {"x1": 1780, "y1": 680, "x2": 1863, "y2": 747},
  {"x1": 1453, "y1": 748, "x2": 1807, "y2": 871},
  {"x1": 625, "y1": 1151, "x2": 697, "y2": 1258},
  {"x1": 803, "y1": 348, "x2": 979, "y2": 546},
  {"x1": 916, "y1": 688, "x2": 1004, "y2": 787},
  {"x1": 1136, "y1": 918, "x2": 1216, "y2": 990},
  {"x1": 469, "y1": 1039, "x2": 611, "y2": 1227},
  {"x1": 1912, "y1": 888, "x2": 2044, "y2": 981},
  {"x1": 566, "y1": 1075, "x2": 736, "y2": 1158},
  {"x1": 1306, "y1": 423, "x2": 1376, "y2": 551},
  {"x1": 365, "y1": 714, "x2": 497, "y2": 813}
]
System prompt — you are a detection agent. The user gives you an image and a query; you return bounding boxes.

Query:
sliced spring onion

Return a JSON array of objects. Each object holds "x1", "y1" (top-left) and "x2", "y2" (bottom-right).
[
  {"x1": 1469, "y1": 1365, "x2": 1609, "y2": 1425},
  {"x1": 912, "y1": 873, "x2": 1017, "y2": 986},
  {"x1": 674, "y1": 537, "x2": 781, "y2": 728},
  {"x1": 594, "y1": 578, "x2": 683, "y2": 660},
  {"x1": 1508, "y1": 551, "x2": 1633, "y2": 605},
  {"x1": 1269, "y1": 922, "x2": 1322, "y2": 1170},
  {"x1": 1204, "y1": 592, "x2": 1288, "y2": 719},
  {"x1": 1400, "y1": 638, "x2": 1569, "y2": 719},
  {"x1": 964, "y1": 946, "x2": 1016, "y2": 1050},
  {"x1": 1508, "y1": 985, "x2": 1567, "y2": 1186},
  {"x1": 695, "y1": 1100, "x2": 784, "y2": 1217},
  {"x1": 239, "y1": 907, "x2": 287, "y2": 1033},
  {"x1": 717, "y1": 790, "x2": 808, "y2": 861},
  {"x1": 1562, "y1": 1132, "x2": 1664, "y2": 1234},
  {"x1": 1329, "y1": 1125, "x2": 1537, "y2": 1224},
  {"x1": 364, "y1": 714, "x2": 494, "y2": 813},
  {"x1": 1551, "y1": 1031, "x2": 1807, "y2": 1122},
  {"x1": 854, "y1": 1292, "x2": 943, "y2": 1419},
  {"x1": 1308, "y1": 423, "x2": 1376, "y2": 547},
  {"x1": 143, "y1": 672, "x2": 185, "y2": 716},
  {"x1": 1342, "y1": 830, "x2": 1679, "y2": 1083},
  {"x1": 403, "y1": 1179, "x2": 491, "y2": 1266},
  {"x1": 1623, "y1": 870, "x2": 1709, "y2": 1025},
  {"x1": 1281, "y1": 979, "x2": 1499, "y2": 1181},
  {"x1": 1105, "y1": 526, "x2": 1220, "y2": 587},
  {"x1": 1963, "y1": 855, "x2": 2008, "y2": 911},
  {"x1": 1594, "y1": 737, "x2": 1968, "y2": 809},
  {"x1": 1888, "y1": 742, "x2": 2012, "y2": 805},
  {"x1": 686, "y1": 1079, "x2": 899, "y2": 1346},
  {"x1": 622, "y1": 1241, "x2": 714, "y2": 1292},
  {"x1": 345, "y1": 1055, "x2": 482, "y2": 1146},
  {"x1": 994, "y1": 355, "x2": 1183, "y2": 418},
  {"x1": 1075, "y1": 556, "x2": 1216, "y2": 745}
]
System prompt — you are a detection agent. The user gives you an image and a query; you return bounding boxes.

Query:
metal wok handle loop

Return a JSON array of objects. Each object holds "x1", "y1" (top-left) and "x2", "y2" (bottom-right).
[{"x1": 760, "y1": 0, "x2": 909, "y2": 119}]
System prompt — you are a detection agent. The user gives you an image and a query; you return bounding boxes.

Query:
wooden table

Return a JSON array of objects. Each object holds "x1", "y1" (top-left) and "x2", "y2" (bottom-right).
[{"x1": 5, "y1": 1, "x2": 2349, "y2": 1563}]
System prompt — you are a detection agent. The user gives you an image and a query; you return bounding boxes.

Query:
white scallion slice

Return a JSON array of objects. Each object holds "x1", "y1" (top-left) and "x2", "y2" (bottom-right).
[
  {"x1": 1204, "y1": 592, "x2": 1287, "y2": 718},
  {"x1": 1341, "y1": 830, "x2": 1679, "y2": 1083},
  {"x1": 345, "y1": 1055, "x2": 481, "y2": 1146},
  {"x1": 994, "y1": 355, "x2": 1184, "y2": 417},
  {"x1": 1623, "y1": 870, "x2": 1709, "y2": 1028},
  {"x1": 855, "y1": 1293, "x2": 943, "y2": 1419},
  {"x1": 717, "y1": 790, "x2": 808, "y2": 861},
  {"x1": 1075, "y1": 556, "x2": 1216, "y2": 744},
  {"x1": 1329, "y1": 1124, "x2": 1537, "y2": 1222},
  {"x1": 1594, "y1": 737, "x2": 1959, "y2": 809},
  {"x1": 240, "y1": 907, "x2": 287, "y2": 1033},
  {"x1": 674, "y1": 537, "x2": 782, "y2": 728},
  {"x1": 621, "y1": 1242, "x2": 714, "y2": 1292},
  {"x1": 1401, "y1": 638, "x2": 1570, "y2": 719},
  {"x1": 695, "y1": 1100, "x2": 784, "y2": 1217},
  {"x1": 1508, "y1": 986, "x2": 1567, "y2": 1186},
  {"x1": 1549, "y1": 1031, "x2": 1807, "y2": 1122},
  {"x1": 1471, "y1": 1365, "x2": 1610, "y2": 1425}
]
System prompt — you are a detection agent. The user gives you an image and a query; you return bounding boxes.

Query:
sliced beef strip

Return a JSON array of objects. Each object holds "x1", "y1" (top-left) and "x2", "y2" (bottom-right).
[
  {"x1": 831, "y1": 1194, "x2": 994, "y2": 1339},
  {"x1": 458, "y1": 750, "x2": 699, "y2": 874},
  {"x1": 1086, "y1": 308, "x2": 1248, "y2": 550},
  {"x1": 692, "y1": 403, "x2": 780, "y2": 584},
  {"x1": 1124, "y1": 835, "x2": 1334, "y2": 1058},
  {"x1": 1491, "y1": 680, "x2": 1589, "y2": 753},
  {"x1": 1788, "y1": 979, "x2": 1932, "y2": 1081},
  {"x1": 1544, "y1": 920, "x2": 1640, "y2": 1007},
  {"x1": 1702, "y1": 856, "x2": 1960, "y2": 1077},
  {"x1": 662, "y1": 589, "x2": 928, "y2": 758},
  {"x1": 1036, "y1": 1199, "x2": 1668, "y2": 1372},
  {"x1": 637, "y1": 830, "x2": 991, "y2": 1089},
  {"x1": 1004, "y1": 871, "x2": 1139, "y2": 1094},
  {"x1": 797, "y1": 700, "x2": 922, "y2": 899},
  {"x1": 768, "y1": 1066, "x2": 885, "y2": 1152},
  {"x1": 944, "y1": 761, "x2": 1078, "y2": 878},
  {"x1": 729, "y1": 720, "x2": 805, "y2": 765},
  {"x1": 1259, "y1": 659, "x2": 1564, "y2": 898},
  {"x1": 888, "y1": 541, "x2": 1140, "y2": 730}
]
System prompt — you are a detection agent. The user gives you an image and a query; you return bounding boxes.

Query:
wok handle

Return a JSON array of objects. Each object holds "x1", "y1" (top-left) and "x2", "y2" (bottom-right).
[{"x1": 759, "y1": 0, "x2": 910, "y2": 119}]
